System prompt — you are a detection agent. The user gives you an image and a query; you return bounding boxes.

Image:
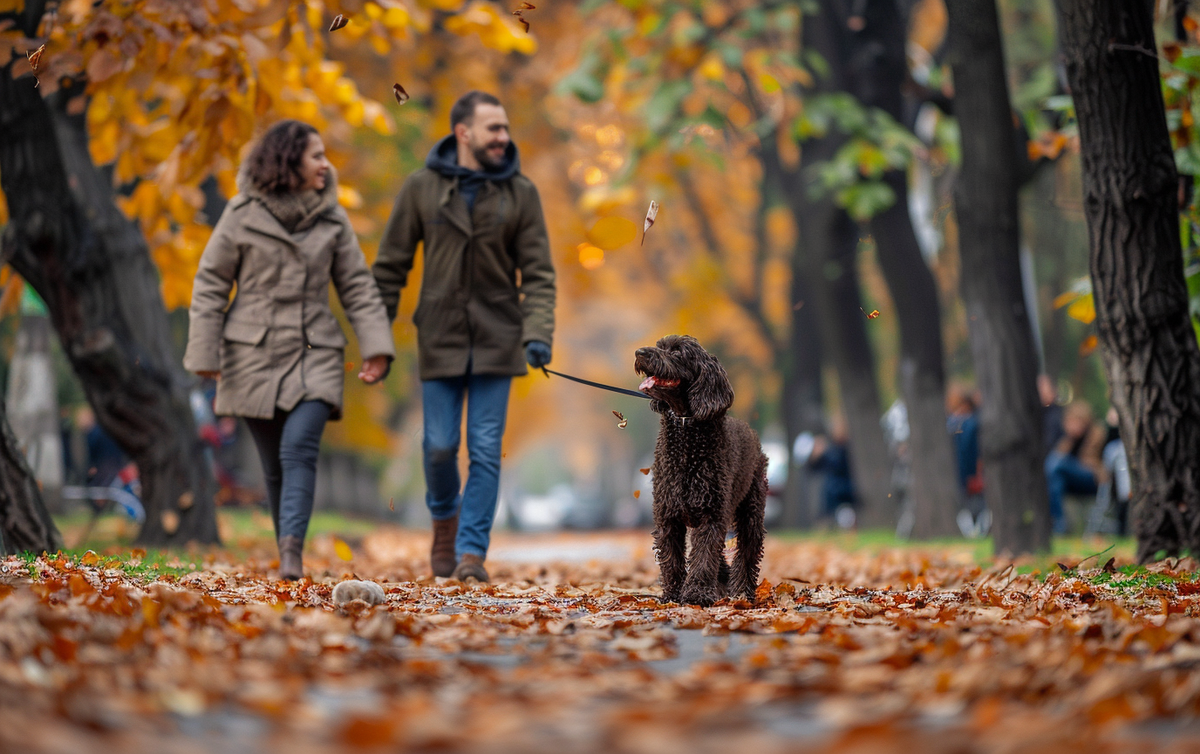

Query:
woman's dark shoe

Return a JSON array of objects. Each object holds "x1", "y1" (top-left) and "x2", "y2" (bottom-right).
[
  {"x1": 278, "y1": 535, "x2": 304, "y2": 580},
  {"x1": 430, "y1": 515, "x2": 458, "y2": 577},
  {"x1": 451, "y1": 553, "x2": 488, "y2": 583}
]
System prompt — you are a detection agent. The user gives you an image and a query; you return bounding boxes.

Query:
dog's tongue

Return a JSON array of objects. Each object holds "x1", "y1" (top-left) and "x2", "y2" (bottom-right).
[{"x1": 639, "y1": 375, "x2": 657, "y2": 391}]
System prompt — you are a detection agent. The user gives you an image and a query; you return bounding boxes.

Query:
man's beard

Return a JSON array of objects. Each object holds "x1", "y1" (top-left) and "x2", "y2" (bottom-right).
[{"x1": 472, "y1": 142, "x2": 507, "y2": 170}]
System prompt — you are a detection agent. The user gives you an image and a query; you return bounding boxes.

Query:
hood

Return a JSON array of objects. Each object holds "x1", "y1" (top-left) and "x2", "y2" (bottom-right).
[
  {"x1": 238, "y1": 164, "x2": 340, "y2": 233},
  {"x1": 425, "y1": 133, "x2": 520, "y2": 183}
]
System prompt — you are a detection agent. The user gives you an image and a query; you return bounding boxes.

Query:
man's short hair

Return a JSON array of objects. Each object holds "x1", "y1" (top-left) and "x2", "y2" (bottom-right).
[{"x1": 450, "y1": 91, "x2": 502, "y2": 130}]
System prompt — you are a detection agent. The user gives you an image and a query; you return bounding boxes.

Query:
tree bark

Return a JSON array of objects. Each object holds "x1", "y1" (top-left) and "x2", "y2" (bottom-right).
[
  {"x1": 1057, "y1": 0, "x2": 1200, "y2": 562},
  {"x1": 0, "y1": 387, "x2": 63, "y2": 554},
  {"x1": 945, "y1": 0, "x2": 1052, "y2": 555},
  {"x1": 789, "y1": 0, "x2": 895, "y2": 528},
  {"x1": 781, "y1": 263, "x2": 826, "y2": 528},
  {"x1": 850, "y1": 0, "x2": 962, "y2": 538},
  {"x1": 0, "y1": 10, "x2": 219, "y2": 546}
]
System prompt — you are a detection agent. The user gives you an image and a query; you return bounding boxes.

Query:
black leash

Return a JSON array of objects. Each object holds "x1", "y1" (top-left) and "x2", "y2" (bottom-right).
[{"x1": 541, "y1": 367, "x2": 650, "y2": 400}]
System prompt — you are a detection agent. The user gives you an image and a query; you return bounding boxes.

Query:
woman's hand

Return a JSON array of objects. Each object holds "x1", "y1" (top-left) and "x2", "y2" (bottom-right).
[
  {"x1": 197, "y1": 371, "x2": 220, "y2": 381},
  {"x1": 359, "y1": 355, "x2": 391, "y2": 384}
]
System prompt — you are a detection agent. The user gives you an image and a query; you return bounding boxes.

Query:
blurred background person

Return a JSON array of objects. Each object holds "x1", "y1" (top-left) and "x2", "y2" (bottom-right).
[{"x1": 1045, "y1": 399, "x2": 1106, "y2": 535}]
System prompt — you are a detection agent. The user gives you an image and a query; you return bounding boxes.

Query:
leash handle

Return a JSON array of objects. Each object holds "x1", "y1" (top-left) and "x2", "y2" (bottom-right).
[{"x1": 541, "y1": 367, "x2": 650, "y2": 400}]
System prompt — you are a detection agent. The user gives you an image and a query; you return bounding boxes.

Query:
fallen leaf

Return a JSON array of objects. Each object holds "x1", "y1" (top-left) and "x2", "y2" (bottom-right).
[
  {"x1": 329, "y1": 14, "x2": 348, "y2": 31},
  {"x1": 641, "y1": 200, "x2": 659, "y2": 245},
  {"x1": 334, "y1": 538, "x2": 354, "y2": 561},
  {"x1": 1102, "y1": 557, "x2": 1116, "y2": 573},
  {"x1": 392, "y1": 83, "x2": 410, "y2": 105}
]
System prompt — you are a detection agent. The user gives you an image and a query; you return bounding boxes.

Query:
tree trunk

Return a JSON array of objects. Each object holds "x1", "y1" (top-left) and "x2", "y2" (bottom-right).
[
  {"x1": 0, "y1": 388, "x2": 63, "y2": 554},
  {"x1": 0, "y1": 29, "x2": 219, "y2": 545},
  {"x1": 781, "y1": 249, "x2": 827, "y2": 528},
  {"x1": 945, "y1": 0, "x2": 1051, "y2": 555},
  {"x1": 1057, "y1": 0, "x2": 1200, "y2": 562},
  {"x1": 850, "y1": 0, "x2": 961, "y2": 538},
  {"x1": 7, "y1": 309, "x2": 64, "y2": 510}
]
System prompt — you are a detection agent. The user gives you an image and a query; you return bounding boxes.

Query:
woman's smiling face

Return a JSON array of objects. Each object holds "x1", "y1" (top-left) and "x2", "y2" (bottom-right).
[{"x1": 297, "y1": 133, "x2": 330, "y2": 192}]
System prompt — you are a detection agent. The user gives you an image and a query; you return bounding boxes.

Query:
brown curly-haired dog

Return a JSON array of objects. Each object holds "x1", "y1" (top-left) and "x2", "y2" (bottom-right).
[{"x1": 635, "y1": 335, "x2": 768, "y2": 606}]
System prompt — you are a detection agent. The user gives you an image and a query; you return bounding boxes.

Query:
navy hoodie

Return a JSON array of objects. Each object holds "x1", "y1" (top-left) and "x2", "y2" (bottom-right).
[{"x1": 425, "y1": 134, "x2": 521, "y2": 211}]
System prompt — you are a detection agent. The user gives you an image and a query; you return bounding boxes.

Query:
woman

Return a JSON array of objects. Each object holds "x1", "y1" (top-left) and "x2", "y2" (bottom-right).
[{"x1": 184, "y1": 120, "x2": 394, "y2": 579}]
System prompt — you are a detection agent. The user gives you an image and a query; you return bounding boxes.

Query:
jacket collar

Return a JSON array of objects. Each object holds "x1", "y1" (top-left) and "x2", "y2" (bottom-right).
[{"x1": 438, "y1": 181, "x2": 474, "y2": 237}]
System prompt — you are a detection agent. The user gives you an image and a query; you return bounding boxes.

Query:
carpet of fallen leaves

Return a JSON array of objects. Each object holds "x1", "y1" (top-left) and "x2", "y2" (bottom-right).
[{"x1": 4, "y1": 529, "x2": 1200, "y2": 754}]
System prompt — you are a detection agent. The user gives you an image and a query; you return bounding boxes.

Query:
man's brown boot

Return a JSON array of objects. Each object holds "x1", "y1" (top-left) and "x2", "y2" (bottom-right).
[
  {"x1": 278, "y1": 535, "x2": 304, "y2": 581},
  {"x1": 451, "y1": 553, "x2": 488, "y2": 583},
  {"x1": 430, "y1": 515, "x2": 458, "y2": 577}
]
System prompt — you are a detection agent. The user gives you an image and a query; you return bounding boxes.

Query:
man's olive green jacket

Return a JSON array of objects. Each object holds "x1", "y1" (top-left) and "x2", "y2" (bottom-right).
[{"x1": 372, "y1": 160, "x2": 556, "y2": 381}]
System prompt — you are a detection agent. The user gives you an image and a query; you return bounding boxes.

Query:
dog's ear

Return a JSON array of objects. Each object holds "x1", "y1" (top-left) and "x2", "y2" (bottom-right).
[{"x1": 687, "y1": 348, "x2": 734, "y2": 421}]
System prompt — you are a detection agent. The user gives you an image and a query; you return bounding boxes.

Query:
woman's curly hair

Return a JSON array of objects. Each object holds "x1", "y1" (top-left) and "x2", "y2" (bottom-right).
[{"x1": 244, "y1": 120, "x2": 319, "y2": 194}]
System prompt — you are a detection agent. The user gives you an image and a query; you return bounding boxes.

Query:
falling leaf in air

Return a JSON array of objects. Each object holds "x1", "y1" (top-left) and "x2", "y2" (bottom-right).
[
  {"x1": 519, "y1": 1, "x2": 535, "y2": 8},
  {"x1": 178, "y1": 491, "x2": 194, "y2": 510},
  {"x1": 640, "y1": 467, "x2": 650, "y2": 475},
  {"x1": 162, "y1": 510, "x2": 180, "y2": 535},
  {"x1": 612, "y1": 410, "x2": 628, "y2": 429},
  {"x1": 27, "y1": 44, "x2": 45, "y2": 70},
  {"x1": 516, "y1": 16, "x2": 530, "y2": 33},
  {"x1": 633, "y1": 490, "x2": 640, "y2": 499},
  {"x1": 1080, "y1": 334, "x2": 1098, "y2": 357},
  {"x1": 334, "y1": 538, "x2": 354, "y2": 561},
  {"x1": 641, "y1": 200, "x2": 659, "y2": 246},
  {"x1": 329, "y1": 14, "x2": 348, "y2": 31},
  {"x1": 388, "y1": 497, "x2": 395, "y2": 512},
  {"x1": 392, "y1": 83, "x2": 410, "y2": 105},
  {"x1": 860, "y1": 307, "x2": 880, "y2": 319},
  {"x1": 793, "y1": 300, "x2": 805, "y2": 311},
  {"x1": 345, "y1": 362, "x2": 356, "y2": 371}
]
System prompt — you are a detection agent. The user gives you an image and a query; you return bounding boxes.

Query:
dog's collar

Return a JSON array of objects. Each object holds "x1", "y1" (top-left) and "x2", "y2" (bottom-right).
[{"x1": 669, "y1": 411, "x2": 695, "y2": 427}]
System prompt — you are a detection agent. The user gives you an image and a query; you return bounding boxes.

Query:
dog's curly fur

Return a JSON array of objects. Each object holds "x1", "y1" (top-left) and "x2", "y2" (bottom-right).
[{"x1": 635, "y1": 335, "x2": 768, "y2": 607}]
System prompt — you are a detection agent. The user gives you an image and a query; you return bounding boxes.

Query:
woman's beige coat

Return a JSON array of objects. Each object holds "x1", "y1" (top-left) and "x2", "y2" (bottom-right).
[{"x1": 183, "y1": 179, "x2": 395, "y2": 420}]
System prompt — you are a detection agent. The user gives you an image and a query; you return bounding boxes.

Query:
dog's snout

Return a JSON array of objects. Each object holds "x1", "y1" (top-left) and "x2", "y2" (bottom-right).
[{"x1": 635, "y1": 347, "x2": 653, "y2": 360}]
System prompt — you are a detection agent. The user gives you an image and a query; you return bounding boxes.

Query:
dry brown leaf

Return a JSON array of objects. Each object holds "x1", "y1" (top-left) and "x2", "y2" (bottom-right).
[
  {"x1": 329, "y1": 13, "x2": 348, "y2": 31},
  {"x1": 392, "y1": 83, "x2": 410, "y2": 105},
  {"x1": 641, "y1": 200, "x2": 659, "y2": 245}
]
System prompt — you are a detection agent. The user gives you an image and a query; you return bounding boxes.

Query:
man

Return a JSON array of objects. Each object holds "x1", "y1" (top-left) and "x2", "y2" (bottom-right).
[{"x1": 373, "y1": 91, "x2": 555, "y2": 582}]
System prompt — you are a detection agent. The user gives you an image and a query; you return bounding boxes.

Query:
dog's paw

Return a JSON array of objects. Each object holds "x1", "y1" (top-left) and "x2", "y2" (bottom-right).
[
  {"x1": 679, "y1": 585, "x2": 719, "y2": 607},
  {"x1": 660, "y1": 590, "x2": 681, "y2": 605}
]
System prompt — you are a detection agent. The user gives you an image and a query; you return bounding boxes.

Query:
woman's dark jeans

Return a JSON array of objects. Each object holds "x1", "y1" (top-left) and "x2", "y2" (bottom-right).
[{"x1": 245, "y1": 400, "x2": 331, "y2": 542}]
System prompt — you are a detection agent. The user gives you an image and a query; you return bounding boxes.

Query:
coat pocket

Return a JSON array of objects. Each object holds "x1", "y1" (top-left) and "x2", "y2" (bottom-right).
[
  {"x1": 222, "y1": 320, "x2": 268, "y2": 345},
  {"x1": 305, "y1": 315, "x2": 349, "y2": 349}
]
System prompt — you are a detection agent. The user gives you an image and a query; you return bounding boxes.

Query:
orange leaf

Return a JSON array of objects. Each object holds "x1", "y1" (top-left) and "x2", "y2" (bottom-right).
[
  {"x1": 640, "y1": 467, "x2": 650, "y2": 475},
  {"x1": 633, "y1": 490, "x2": 640, "y2": 499},
  {"x1": 1080, "y1": 334, "x2": 1098, "y2": 356},
  {"x1": 27, "y1": 43, "x2": 44, "y2": 70}
]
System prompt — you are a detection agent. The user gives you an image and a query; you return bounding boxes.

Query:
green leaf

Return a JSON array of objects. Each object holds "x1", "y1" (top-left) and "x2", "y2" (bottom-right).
[
  {"x1": 1176, "y1": 145, "x2": 1200, "y2": 176},
  {"x1": 645, "y1": 80, "x2": 692, "y2": 134},
  {"x1": 835, "y1": 181, "x2": 896, "y2": 221},
  {"x1": 558, "y1": 51, "x2": 607, "y2": 104}
]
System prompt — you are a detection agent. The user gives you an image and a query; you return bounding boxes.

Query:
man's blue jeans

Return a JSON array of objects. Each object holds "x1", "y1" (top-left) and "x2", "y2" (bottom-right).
[
  {"x1": 245, "y1": 400, "x2": 331, "y2": 542},
  {"x1": 1045, "y1": 451, "x2": 1098, "y2": 534},
  {"x1": 422, "y1": 373, "x2": 511, "y2": 560}
]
